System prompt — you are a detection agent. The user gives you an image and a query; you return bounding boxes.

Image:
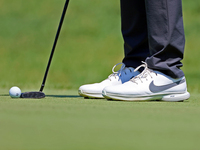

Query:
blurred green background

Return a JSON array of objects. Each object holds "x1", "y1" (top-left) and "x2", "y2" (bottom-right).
[{"x1": 0, "y1": 0, "x2": 199, "y2": 92}]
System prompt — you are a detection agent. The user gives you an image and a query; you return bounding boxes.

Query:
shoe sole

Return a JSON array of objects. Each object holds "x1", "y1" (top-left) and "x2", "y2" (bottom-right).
[
  {"x1": 102, "y1": 91, "x2": 190, "y2": 102},
  {"x1": 78, "y1": 90, "x2": 104, "y2": 99}
]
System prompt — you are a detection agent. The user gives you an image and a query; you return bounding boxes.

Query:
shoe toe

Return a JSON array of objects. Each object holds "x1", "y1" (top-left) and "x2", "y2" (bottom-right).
[{"x1": 79, "y1": 84, "x2": 104, "y2": 98}]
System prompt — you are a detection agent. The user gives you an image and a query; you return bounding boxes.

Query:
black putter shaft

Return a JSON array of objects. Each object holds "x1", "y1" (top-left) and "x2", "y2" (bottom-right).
[{"x1": 40, "y1": 0, "x2": 70, "y2": 92}]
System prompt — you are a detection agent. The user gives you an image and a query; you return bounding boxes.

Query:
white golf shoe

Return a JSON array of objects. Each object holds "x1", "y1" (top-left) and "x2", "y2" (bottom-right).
[
  {"x1": 103, "y1": 62, "x2": 190, "y2": 102},
  {"x1": 78, "y1": 63, "x2": 140, "y2": 98}
]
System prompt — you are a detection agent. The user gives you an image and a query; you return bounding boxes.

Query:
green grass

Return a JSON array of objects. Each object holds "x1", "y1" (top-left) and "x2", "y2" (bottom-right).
[
  {"x1": 0, "y1": 0, "x2": 200, "y2": 149},
  {"x1": 0, "y1": 89, "x2": 200, "y2": 150}
]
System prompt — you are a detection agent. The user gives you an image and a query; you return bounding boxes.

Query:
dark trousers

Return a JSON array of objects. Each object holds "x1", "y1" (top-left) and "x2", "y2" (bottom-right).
[{"x1": 121, "y1": 0, "x2": 185, "y2": 78}]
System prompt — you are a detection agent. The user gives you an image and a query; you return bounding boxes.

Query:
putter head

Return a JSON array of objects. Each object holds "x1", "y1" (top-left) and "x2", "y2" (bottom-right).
[{"x1": 20, "y1": 91, "x2": 45, "y2": 99}]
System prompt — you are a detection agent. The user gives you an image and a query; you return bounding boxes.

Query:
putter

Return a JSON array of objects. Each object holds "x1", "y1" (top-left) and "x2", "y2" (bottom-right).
[{"x1": 20, "y1": 0, "x2": 70, "y2": 99}]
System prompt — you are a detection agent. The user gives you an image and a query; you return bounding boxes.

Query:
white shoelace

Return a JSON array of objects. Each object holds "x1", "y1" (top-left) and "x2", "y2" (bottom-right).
[
  {"x1": 131, "y1": 62, "x2": 156, "y2": 84},
  {"x1": 108, "y1": 63, "x2": 129, "y2": 80}
]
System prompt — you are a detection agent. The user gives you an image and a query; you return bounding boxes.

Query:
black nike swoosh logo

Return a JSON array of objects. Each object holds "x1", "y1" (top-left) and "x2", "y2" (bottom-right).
[{"x1": 149, "y1": 78, "x2": 185, "y2": 93}]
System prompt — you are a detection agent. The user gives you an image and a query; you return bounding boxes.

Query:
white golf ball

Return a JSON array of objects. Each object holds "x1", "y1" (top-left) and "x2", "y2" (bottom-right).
[{"x1": 9, "y1": 86, "x2": 21, "y2": 98}]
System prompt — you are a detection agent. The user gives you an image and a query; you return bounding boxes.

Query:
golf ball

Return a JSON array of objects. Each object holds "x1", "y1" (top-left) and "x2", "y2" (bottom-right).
[{"x1": 9, "y1": 86, "x2": 21, "y2": 98}]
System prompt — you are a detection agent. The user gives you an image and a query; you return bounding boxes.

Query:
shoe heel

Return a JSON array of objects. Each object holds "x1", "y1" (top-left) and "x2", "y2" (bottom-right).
[{"x1": 161, "y1": 92, "x2": 190, "y2": 102}]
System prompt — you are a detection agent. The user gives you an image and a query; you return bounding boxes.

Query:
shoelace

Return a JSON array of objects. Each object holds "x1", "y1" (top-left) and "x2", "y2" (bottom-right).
[
  {"x1": 108, "y1": 63, "x2": 127, "y2": 80},
  {"x1": 131, "y1": 62, "x2": 156, "y2": 84}
]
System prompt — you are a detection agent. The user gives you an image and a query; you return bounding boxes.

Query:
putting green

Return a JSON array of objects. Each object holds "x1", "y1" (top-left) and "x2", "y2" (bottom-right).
[{"x1": 0, "y1": 89, "x2": 200, "y2": 150}]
